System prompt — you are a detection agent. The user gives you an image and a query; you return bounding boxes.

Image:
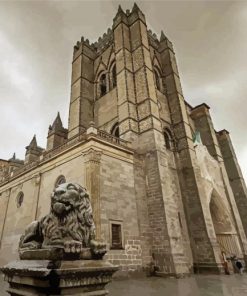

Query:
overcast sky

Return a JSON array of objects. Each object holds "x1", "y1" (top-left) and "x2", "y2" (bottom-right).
[{"x1": 0, "y1": 0, "x2": 247, "y2": 182}]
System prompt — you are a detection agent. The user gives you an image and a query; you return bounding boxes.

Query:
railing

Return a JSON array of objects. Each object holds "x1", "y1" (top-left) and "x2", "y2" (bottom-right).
[
  {"x1": 97, "y1": 130, "x2": 129, "y2": 147},
  {"x1": 11, "y1": 161, "x2": 38, "y2": 178},
  {"x1": 42, "y1": 131, "x2": 87, "y2": 162},
  {"x1": 0, "y1": 128, "x2": 131, "y2": 186}
]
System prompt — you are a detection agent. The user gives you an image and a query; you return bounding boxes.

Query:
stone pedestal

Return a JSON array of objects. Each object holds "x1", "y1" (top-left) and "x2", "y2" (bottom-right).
[{"x1": 1, "y1": 259, "x2": 118, "y2": 295}]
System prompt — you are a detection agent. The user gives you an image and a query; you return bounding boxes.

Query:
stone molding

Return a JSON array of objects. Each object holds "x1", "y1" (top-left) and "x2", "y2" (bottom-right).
[{"x1": 83, "y1": 148, "x2": 103, "y2": 164}]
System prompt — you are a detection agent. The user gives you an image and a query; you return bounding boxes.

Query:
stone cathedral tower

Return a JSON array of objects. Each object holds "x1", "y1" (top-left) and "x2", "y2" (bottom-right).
[{"x1": 1, "y1": 4, "x2": 247, "y2": 276}]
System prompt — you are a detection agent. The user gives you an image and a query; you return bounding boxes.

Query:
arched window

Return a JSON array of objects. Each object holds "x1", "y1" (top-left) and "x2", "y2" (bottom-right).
[
  {"x1": 100, "y1": 73, "x2": 107, "y2": 97},
  {"x1": 16, "y1": 191, "x2": 24, "y2": 208},
  {"x1": 154, "y1": 69, "x2": 161, "y2": 91},
  {"x1": 55, "y1": 175, "x2": 66, "y2": 188},
  {"x1": 112, "y1": 64, "x2": 117, "y2": 88},
  {"x1": 164, "y1": 129, "x2": 173, "y2": 150},
  {"x1": 111, "y1": 122, "x2": 120, "y2": 138}
]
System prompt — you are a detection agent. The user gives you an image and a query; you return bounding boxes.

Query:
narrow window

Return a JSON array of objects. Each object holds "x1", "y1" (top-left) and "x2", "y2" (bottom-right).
[
  {"x1": 16, "y1": 192, "x2": 24, "y2": 208},
  {"x1": 111, "y1": 122, "x2": 119, "y2": 138},
  {"x1": 111, "y1": 224, "x2": 122, "y2": 249},
  {"x1": 154, "y1": 70, "x2": 161, "y2": 91},
  {"x1": 55, "y1": 175, "x2": 66, "y2": 188},
  {"x1": 164, "y1": 131, "x2": 171, "y2": 150},
  {"x1": 100, "y1": 74, "x2": 107, "y2": 97},
  {"x1": 112, "y1": 64, "x2": 117, "y2": 88}
]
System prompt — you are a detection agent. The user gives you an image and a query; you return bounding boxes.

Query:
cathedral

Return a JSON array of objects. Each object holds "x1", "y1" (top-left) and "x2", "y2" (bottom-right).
[{"x1": 1, "y1": 4, "x2": 247, "y2": 276}]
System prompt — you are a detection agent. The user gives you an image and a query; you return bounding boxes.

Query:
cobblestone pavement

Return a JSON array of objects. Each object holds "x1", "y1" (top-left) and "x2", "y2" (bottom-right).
[{"x1": 1, "y1": 274, "x2": 247, "y2": 296}]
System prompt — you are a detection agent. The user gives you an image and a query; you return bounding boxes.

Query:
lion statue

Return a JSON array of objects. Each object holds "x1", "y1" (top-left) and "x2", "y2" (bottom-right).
[{"x1": 19, "y1": 183, "x2": 106, "y2": 260}]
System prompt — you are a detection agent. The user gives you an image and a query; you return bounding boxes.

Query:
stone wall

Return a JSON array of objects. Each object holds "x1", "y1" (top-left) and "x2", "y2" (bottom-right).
[
  {"x1": 0, "y1": 136, "x2": 143, "y2": 273},
  {"x1": 100, "y1": 153, "x2": 142, "y2": 272},
  {"x1": 94, "y1": 88, "x2": 118, "y2": 130}
]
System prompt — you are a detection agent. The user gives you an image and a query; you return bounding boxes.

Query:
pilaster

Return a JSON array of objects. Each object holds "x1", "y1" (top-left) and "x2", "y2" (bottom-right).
[{"x1": 83, "y1": 149, "x2": 102, "y2": 240}]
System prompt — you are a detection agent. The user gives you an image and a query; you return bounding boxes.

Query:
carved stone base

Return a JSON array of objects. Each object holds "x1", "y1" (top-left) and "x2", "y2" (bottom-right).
[{"x1": 1, "y1": 259, "x2": 118, "y2": 295}]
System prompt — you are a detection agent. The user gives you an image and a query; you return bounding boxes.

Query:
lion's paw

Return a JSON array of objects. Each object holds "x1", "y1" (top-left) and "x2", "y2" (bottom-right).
[
  {"x1": 90, "y1": 239, "x2": 107, "y2": 258},
  {"x1": 64, "y1": 240, "x2": 83, "y2": 253}
]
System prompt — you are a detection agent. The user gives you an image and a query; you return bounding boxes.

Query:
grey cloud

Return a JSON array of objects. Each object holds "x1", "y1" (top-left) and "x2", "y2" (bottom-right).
[{"x1": 0, "y1": 0, "x2": 246, "y2": 181}]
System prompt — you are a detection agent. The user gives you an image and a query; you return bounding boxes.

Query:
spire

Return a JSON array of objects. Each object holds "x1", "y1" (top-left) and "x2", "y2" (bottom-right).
[
  {"x1": 51, "y1": 112, "x2": 63, "y2": 131},
  {"x1": 113, "y1": 3, "x2": 128, "y2": 28},
  {"x1": 114, "y1": 4, "x2": 125, "y2": 18},
  {"x1": 118, "y1": 4, "x2": 123, "y2": 13},
  {"x1": 25, "y1": 134, "x2": 43, "y2": 163},
  {"x1": 8, "y1": 152, "x2": 16, "y2": 161},
  {"x1": 29, "y1": 135, "x2": 37, "y2": 148},
  {"x1": 132, "y1": 2, "x2": 141, "y2": 12},
  {"x1": 158, "y1": 30, "x2": 173, "y2": 51},
  {"x1": 130, "y1": 3, "x2": 146, "y2": 23},
  {"x1": 160, "y1": 30, "x2": 167, "y2": 42}
]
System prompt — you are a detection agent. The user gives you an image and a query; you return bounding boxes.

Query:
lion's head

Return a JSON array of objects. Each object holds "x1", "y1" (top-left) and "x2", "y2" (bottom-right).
[{"x1": 51, "y1": 183, "x2": 89, "y2": 217}]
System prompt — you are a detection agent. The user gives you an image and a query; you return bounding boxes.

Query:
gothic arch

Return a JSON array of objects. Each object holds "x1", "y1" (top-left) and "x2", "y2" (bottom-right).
[
  {"x1": 209, "y1": 189, "x2": 242, "y2": 257},
  {"x1": 154, "y1": 68, "x2": 161, "y2": 91},
  {"x1": 95, "y1": 69, "x2": 108, "y2": 99},
  {"x1": 163, "y1": 128, "x2": 173, "y2": 150},
  {"x1": 152, "y1": 54, "x2": 162, "y2": 72},
  {"x1": 107, "y1": 48, "x2": 115, "y2": 70},
  {"x1": 153, "y1": 55, "x2": 165, "y2": 94},
  {"x1": 94, "y1": 57, "x2": 107, "y2": 81},
  {"x1": 106, "y1": 45, "x2": 115, "y2": 69},
  {"x1": 109, "y1": 60, "x2": 117, "y2": 90},
  {"x1": 110, "y1": 122, "x2": 120, "y2": 138}
]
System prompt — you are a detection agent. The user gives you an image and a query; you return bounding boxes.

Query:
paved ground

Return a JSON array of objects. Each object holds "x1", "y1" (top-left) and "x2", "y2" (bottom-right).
[
  {"x1": 108, "y1": 274, "x2": 247, "y2": 296},
  {"x1": 1, "y1": 274, "x2": 247, "y2": 295}
]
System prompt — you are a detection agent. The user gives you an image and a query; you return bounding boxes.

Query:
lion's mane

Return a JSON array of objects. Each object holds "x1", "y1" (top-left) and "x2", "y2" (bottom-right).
[{"x1": 40, "y1": 183, "x2": 96, "y2": 248}]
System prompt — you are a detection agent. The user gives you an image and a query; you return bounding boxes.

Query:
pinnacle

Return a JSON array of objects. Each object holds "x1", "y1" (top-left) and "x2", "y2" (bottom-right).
[
  {"x1": 118, "y1": 5, "x2": 123, "y2": 13},
  {"x1": 132, "y1": 2, "x2": 141, "y2": 12},
  {"x1": 29, "y1": 135, "x2": 37, "y2": 148},
  {"x1": 8, "y1": 152, "x2": 16, "y2": 161},
  {"x1": 51, "y1": 112, "x2": 63, "y2": 131},
  {"x1": 160, "y1": 30, "x2": 167, "y2": 41}
]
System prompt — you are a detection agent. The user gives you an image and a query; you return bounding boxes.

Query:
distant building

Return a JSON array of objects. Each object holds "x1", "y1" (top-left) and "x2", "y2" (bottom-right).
[{"x1": 1, "y1": 4, "x2": 247, "y2": 276}]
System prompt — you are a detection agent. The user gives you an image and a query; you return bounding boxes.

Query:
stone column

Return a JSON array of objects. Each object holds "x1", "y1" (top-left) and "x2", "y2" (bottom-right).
[{"x1": 83, "y1": 149, "x2": 102, "y2": 240}]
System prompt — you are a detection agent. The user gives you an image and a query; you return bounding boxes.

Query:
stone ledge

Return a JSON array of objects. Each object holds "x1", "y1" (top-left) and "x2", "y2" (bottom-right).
[{"x1": 1, "y1": 259, "x2": 119, "y2": 296}]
